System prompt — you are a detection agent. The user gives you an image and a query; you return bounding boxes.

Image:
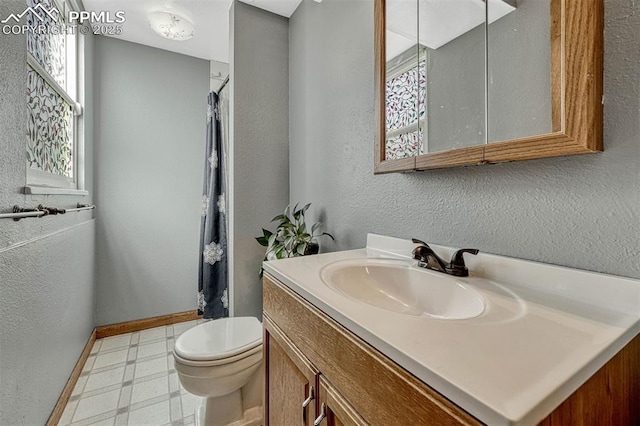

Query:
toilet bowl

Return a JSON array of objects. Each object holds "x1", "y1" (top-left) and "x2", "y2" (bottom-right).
[{"x1": 173, "y1": 317, "x2": 263, "y2": 426}]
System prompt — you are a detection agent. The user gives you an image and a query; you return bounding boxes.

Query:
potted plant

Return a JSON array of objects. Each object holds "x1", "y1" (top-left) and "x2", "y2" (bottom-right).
[{"x1": 256, "y1": 203, "x2": 334, "y2": 275}]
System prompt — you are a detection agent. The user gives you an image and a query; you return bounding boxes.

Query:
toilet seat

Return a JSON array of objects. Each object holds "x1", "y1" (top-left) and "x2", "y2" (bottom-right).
[
  {"x1": 174, "y1": 317, "x2": 263, "y2": 363},
  {"x1": 173, "y1": 344, "x2": 263, "y2": 367}
]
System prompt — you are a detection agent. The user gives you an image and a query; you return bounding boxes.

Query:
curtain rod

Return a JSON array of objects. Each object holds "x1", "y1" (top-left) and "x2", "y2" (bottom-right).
[
  {"x1": 0, "y1": 203, "x2": 96, "y2": 221},
  {"x1": 216, "y1": 75, "x2": 229, "y2": 94}
]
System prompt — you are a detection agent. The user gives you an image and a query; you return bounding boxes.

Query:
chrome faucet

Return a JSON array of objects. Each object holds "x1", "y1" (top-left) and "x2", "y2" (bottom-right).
[{"x1": 411, "y1": 239, "x2": 478, "y2": 277}]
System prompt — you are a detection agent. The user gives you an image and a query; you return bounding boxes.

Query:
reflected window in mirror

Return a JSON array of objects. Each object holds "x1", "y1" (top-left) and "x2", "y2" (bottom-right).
[{"x1": 385, "y1": 46, "x2": 426, "y2": 160}]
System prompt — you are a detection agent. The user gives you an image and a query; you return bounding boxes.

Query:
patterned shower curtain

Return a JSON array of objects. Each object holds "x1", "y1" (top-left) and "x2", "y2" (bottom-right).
[{"x1": 198, "y1": 90, "x2": 229, "y2": 319}]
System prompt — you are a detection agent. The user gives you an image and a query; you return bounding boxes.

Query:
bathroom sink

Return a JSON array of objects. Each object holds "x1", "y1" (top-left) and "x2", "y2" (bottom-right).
[{"x1": 320, "y1": 258, "x2": 485, "y2": 320}]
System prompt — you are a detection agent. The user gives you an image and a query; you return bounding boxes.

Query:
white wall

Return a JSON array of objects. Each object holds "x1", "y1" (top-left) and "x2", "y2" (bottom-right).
[
  {"x1": 289, "y1": 0, "x2": 640, "y2": 279},
  {"x1": 0, "y1": 1, "x2": 96, "y2": 423},
  {"x1": 94, "y1": 37, "x2": 210, "y2": 325},
  {"x1": 230, "y1": 1, "x2": 290, "y2": 318}
]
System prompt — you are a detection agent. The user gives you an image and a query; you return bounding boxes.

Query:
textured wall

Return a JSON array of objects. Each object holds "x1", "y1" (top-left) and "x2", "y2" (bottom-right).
[
  {"x1": 0, "y1": 222, "x2": 96, "y2": 425},
  {"x1": 94, "y1": 37, "x2": 209, "y2": 325},
  {"x1": 230, "y1": 1, "x2": 289, "y2": 318},
  {"x1": 0, "y1": 1, "x2": 96, "y2": 423},
  {"x1": 290, "y1": 0, "x2": 639, "y2": 278}
]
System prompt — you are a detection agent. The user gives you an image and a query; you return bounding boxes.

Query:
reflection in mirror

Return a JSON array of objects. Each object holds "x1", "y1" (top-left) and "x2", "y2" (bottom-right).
[
  {"x1": 385, "y1": 0, "x2": 421, "y2": 160},
  {"x1": 384, "y1": 0, "x2": 518, "y2": 157},
  {"x1": 488, "y1": 0, "x2": 555, "y2": 143},
  {"x1": 419, "y1": 0, "x2": 513, "y2": 153}
]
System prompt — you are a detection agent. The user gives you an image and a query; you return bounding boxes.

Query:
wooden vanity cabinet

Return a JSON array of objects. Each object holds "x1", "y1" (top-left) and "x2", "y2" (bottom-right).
[
  {"x1": 262, "y1": 274, "x2": 640, "y2": 426},
  {"x1": 316, "y1": 375, "x2": 367, "y2": 426},
  {"x1": 263, "y1": 274, "x2": 480, "y2": 426},
  {"x1": 263, "y1": 319, "x2": 318, "y2": 426}
]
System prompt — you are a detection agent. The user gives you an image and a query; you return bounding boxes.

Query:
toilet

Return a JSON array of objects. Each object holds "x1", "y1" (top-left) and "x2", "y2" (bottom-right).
[{"x1": 173, "y1": 317, "x2": 263, "y2": 426}]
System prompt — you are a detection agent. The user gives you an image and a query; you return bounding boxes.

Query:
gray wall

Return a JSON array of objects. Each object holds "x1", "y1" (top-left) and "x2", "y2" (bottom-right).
[
  {"x1": 94, "y1": 37, "x2": 209, "y2": 325},
  {"x1": 230, "y1": 1, "x2": 289, "y2": 318},
  {"x1": 290, "y1": 0, "x2": 640, "y2": 279},
  {"x1": 0, "y1": 1, "x2": 96, "y2": 423}
]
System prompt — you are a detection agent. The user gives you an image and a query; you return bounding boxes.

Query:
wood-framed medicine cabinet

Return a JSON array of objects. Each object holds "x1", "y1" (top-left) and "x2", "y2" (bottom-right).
[{"x1": 374, "y1": 0, "x2": 603, "y2": 173}]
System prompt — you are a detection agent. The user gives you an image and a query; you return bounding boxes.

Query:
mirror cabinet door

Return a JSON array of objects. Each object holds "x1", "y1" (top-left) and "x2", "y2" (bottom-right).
[
  {"x1": 417, "y1": 0, "x2": 487, "y2": 154},
  {"x1": 384, "y1": 0, "x2": 420, "y2": 162},
  {"x1": 487, "y1": 0, "x2": 557, "y2": 143}
]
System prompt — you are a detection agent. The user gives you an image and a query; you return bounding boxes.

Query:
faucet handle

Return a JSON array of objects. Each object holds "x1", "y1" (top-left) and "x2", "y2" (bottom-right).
[
  {"x1": 411, "y1": 238, "x2": 429, "y2": 246},
  {"x1": 447, "y1": 249, "x2": 479, "y2": 277}
]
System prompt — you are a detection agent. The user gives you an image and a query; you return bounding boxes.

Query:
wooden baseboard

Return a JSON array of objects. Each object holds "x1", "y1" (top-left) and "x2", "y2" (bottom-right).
[
  {"x1": 46, "y1": 329, "x2": 96, "y2": 426},
  {"x1": 95, "y1": 310, "x2": 201, "y2": 339}
]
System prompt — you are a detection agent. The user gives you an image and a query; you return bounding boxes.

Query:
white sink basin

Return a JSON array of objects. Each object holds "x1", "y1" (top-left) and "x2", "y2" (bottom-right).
[{"x1": 320, "y1": 258, "x2": 485, "y2": 320}]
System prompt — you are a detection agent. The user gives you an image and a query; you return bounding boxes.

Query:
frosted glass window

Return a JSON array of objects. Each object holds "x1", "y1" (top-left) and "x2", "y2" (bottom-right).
[
  {"x1": 24, "y1": 0, "x2": 81, "y2": 185},
  {"x1": 27, "y1": 66, "x2": 74, "y2": 177},
  {"x1": 385, "y1": 60, "x2": 426, "y2": 159},
  {"x1": 26, "y1": 0, "x2": 66, "y2": 88}
]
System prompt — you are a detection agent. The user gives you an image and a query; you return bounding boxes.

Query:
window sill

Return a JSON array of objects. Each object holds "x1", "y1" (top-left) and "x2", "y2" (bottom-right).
[{"x1": 24, "y1": 186, "x2": 89, "y2": 196}]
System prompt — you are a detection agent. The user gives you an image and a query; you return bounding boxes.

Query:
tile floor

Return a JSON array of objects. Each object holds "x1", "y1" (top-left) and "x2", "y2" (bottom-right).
[{"x1": 59, "y1": 320, "x2": 205, "y2": 426}]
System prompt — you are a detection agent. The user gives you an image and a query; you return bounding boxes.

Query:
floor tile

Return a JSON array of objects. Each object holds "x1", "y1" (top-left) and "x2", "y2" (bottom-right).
[
  {"x1": 127, "y1": 400, "x2": 171, "y2": 426},
  {"x1": 100, "y1": 335, "x2": 132, "y2": 352},
  {"x1": 62, "y1": 322, "x2": 212, "y2": 426},
  {"x1": 72, "y1": 374, "x2": 89, "y2": 397},
  {"x1": 168, "y1": 372, "x2": 181, "y2": 393},
  {"x1": 130, "y1": 332, "x2": 140, "y2": 345},
  {"x1": 180, "y1": 392, "x2": 202, "y2": 419},
  {"x1": 118, "y1": 384, "x2": 132, "y2": 409},
  {"x1": 93, "y1": 349, "x2": 128, "y2": 370},
  {"x1": 114, "y1": 412, "x2": 128, "y2": 426},
  {"x1": 137, "y1": 340, "x2": 167, "y2": 359},
  {"x1": 123, "y1": 363, "x2": 135, "y2": 382},
  {"x1": 134, "y1": 357, "x2": 168, "y2": 379},
  {"x1": 172, "y1": 321, "x2": 198, "y2": 337},
  {"x1": 90, "y1": 340, "x2": 102, "y2": 355},
  {"x1": 82, "y1": 355, "x2": 96, "y2": 373},
  {"x1": 84, "y1": 366, "x2": 125, "y2": 392},
  {"x1": 169, "y1": 394, "x2": 183, "y2": 422},
  {"x1": 73, "y1": 389, "x2": 120, "y2": 422},
  {"x1": 127, "y1": 346, "x2": 138, "y2": 362},
  {"x1": 131, "y1": 376, "x2": 169, "y2": 405},
  {"x1": 59, "y1": 398, "x2": 78, "y2": 425},
  {"x1": 86, "y1": 417, "x2": 115, "y2": 426},
  {"x1": 139, "y1": 327, "x2": 166, "y2": 343}
]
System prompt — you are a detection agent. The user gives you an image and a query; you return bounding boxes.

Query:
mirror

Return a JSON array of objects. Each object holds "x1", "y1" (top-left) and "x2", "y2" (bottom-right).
[
  {"x1": 384, "y1": 0, "x2": 421, "y2": 162},
  {"x1": 419, "y1": 0, "x2": 491, "y2": 153},
  {"x1": 375, "y1": 0, "x2": 603, "y2": 173},
  {"x1": 488, "y1": 0, "x2": 555, "y2": 143}
]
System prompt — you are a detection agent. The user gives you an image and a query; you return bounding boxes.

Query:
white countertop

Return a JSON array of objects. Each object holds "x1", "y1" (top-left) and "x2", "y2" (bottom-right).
[{"x1": 262, "y1": 234, "x2": 640, "y2": 426}]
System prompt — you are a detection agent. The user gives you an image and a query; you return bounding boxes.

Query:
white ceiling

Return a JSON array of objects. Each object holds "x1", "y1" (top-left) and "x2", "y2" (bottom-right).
[{"x1": 82, "y1": 0, "x2": 303, "y2": 62}]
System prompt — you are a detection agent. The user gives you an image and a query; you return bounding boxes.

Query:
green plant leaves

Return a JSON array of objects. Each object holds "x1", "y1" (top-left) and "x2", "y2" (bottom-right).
[
  {"x1": 255, "y1": 228, "x2": 273, "y2": 246},
  {"x1": 256, "y1": 203, "x2": 336, "y2": 277}
]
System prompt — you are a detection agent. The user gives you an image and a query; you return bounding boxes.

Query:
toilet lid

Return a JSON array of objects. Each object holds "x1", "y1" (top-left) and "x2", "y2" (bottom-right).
[{"x1": 174, "y1": 317, "x2": 262, "y2": 361}]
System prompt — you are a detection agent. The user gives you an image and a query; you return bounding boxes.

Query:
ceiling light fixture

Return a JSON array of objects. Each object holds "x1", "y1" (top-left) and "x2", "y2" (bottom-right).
[{"x1": 148, "y1": 11, "x2": 195, "y2": 41}]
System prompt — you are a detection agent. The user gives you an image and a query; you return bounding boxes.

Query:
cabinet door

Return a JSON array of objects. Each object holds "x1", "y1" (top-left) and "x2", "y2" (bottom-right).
[
  {"x1": 314, "y1": 375, "x2": 367, "y2": 426},
  {"x1": 265, "y1": 317, "x2": 318, "y2": 426}
]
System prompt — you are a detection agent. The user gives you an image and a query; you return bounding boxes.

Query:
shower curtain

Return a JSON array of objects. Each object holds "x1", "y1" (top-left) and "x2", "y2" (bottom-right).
[{"x1": 198, "y1": 89, "x2": 229, "y2": 319}]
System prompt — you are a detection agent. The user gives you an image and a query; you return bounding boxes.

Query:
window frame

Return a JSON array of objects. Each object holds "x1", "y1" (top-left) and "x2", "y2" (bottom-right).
[{"x1": 25, "y1": 0, "x2": 87, "y2": 196}]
